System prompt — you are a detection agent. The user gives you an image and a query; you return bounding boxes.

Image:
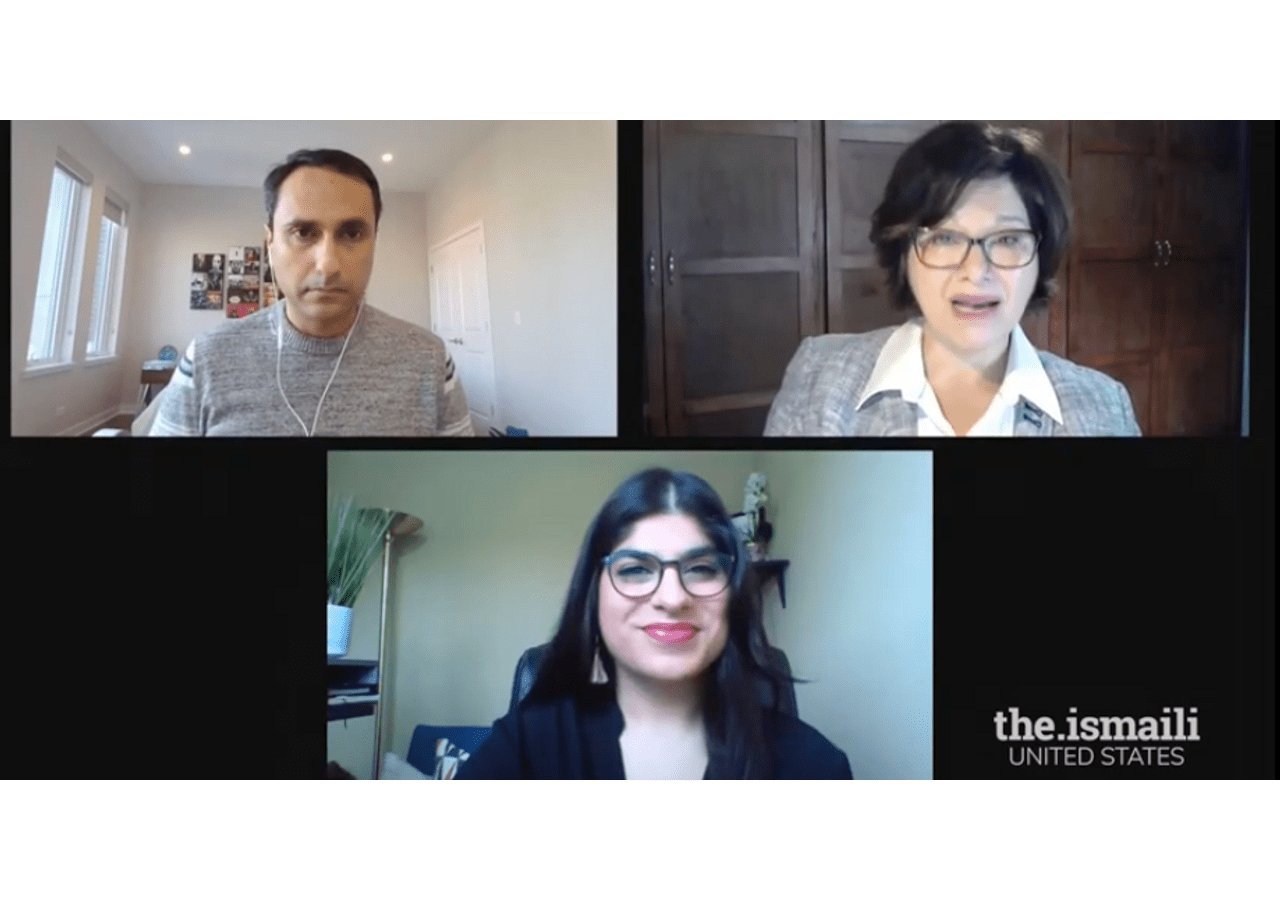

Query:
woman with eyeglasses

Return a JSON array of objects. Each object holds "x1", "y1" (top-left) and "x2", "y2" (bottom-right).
[
  {"x1": 765, "y1": 121, "x2": 1141, "y2": 437},
  {"x1": 456, "y1": 468, "x2": 852, "y2": 779}
]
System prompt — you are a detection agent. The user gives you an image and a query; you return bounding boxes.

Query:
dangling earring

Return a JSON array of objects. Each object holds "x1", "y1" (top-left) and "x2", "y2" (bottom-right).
[{"x1": 590, "y1": 643, "x2": 608, "y2": 684}]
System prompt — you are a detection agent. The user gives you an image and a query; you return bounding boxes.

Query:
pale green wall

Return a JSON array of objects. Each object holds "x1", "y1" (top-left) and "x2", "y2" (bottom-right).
[{"x1": 758, "y1": 451, "x2": 933, "y2": 779}]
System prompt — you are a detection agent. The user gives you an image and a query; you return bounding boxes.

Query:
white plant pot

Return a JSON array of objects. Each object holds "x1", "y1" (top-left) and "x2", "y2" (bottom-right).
[{"x1": 327, "y1": 603, "x2": 353, "y2": 660}]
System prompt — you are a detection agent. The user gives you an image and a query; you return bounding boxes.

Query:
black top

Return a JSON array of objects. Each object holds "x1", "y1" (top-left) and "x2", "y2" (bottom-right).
[{"x1": 456, "y1": 688, "x2": 854, "y2": 779}]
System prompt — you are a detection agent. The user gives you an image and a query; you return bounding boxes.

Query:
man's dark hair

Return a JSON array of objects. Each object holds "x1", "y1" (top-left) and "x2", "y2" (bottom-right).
[
  {"x1": 871, "y1": 121, "x2": 1072, "y2": 313},
  {"x1": 263, "y1": 148, "x2": 382, "y2": 232},
  {"x1": 524, "y1": 467, "x2": 801, "y2": 779}
]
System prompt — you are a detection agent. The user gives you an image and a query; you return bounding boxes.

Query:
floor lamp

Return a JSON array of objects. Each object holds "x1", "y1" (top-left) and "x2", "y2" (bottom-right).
[{"x1": 370, "y1": 508, "x2": 423, "y2": 780}]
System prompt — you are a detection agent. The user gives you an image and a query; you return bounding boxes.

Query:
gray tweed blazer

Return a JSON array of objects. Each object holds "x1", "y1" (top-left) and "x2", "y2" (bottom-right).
[{"x1": 764, "y1": 327, "x2": 1142, "y2": 437}]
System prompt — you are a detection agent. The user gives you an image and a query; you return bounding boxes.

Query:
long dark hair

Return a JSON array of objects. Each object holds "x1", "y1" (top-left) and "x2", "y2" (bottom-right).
[{"x1": 525, "y1": 467, "x2": 799, "y2": 778}]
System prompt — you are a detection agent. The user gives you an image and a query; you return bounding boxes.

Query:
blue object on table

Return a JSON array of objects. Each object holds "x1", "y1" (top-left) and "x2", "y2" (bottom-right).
[
  {"x1": 158, "y1": 344, "x2": 178, "y2": 362},
  {"x1": 406, "y1": 725, "x2": 493, "y2": 777},
  {"x1": 505, "y1": 426, "x2": 528, "y2": 437}
]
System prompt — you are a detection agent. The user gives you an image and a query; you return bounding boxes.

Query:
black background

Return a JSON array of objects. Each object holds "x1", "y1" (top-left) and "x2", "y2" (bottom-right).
[
  {"x1": 3, "y1": 438, "x2": 1270, "y2": 779},
  {"x1": 1, "y1": 121, "x2": 1273, "y2": 780}
]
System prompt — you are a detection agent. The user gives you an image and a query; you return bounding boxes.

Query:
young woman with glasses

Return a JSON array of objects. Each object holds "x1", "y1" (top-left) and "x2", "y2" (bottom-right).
[
  {"x1": 765, "y1": 121, "x2": 1141, "y2": 436},
  {"x1": 456, "y1": 468, "x2": 853, "y2": 779}
]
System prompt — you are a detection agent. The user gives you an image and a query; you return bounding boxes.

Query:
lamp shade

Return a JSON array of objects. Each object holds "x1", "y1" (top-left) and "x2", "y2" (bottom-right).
[
  {"x1": 389, "y1": 512, "x2": 423, "y2": 537},
  {"x1": 358, "y1": 508, "x2": 423, "y2": 538}
]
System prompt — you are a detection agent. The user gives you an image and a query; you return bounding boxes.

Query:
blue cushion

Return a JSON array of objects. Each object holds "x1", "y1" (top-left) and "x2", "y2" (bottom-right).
[{"x1": 406, "y1": 725, "x2": 493, "y2": 778}]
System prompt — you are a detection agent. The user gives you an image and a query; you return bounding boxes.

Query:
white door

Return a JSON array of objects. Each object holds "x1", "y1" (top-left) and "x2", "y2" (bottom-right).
[{"x1": 429, "y1": 223, "x2": 498, "y2": 433}]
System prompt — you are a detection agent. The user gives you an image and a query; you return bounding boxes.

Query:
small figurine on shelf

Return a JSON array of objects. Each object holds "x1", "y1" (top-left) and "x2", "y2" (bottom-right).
[{"x1": 741, "y1": 472, "x2": 773, "y2": 560}]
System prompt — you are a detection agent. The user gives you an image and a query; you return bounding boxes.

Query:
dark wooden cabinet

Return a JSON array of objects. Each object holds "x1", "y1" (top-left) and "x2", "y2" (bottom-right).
[
  {"x1": 644, "y1": 121, "x2": 823, "y2": 436},
  {"x1": 643, "y1": 120, "x2": 1247, "y2": 436},
  {"x1": 1069, "y1": 120, "x2": 1246, "y2": 436}
]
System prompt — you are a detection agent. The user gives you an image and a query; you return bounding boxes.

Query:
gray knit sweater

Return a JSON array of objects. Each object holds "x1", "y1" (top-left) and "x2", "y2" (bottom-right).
[{"x1": 147, "y1": 301, "x2": 475, "y2": 436}]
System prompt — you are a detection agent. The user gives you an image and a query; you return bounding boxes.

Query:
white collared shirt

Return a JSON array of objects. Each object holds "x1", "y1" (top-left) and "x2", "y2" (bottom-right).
[{"x1": 856, "y1": 319, "x2": 1064, "y2": 436}]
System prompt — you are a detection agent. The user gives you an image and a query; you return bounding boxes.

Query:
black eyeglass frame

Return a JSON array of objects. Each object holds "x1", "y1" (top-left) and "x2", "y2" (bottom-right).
[
  {"x1": 912, "y1": 227, "x2": 1041, "y2": 270},
  {"x1": 601, "y1": 549, "x2": 735, "y2": 599}
]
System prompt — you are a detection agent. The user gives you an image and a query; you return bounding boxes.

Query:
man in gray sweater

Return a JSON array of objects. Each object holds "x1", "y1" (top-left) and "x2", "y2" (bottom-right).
[{"x1": 147, "y1": 148, "x2": 475, "y2": 437}]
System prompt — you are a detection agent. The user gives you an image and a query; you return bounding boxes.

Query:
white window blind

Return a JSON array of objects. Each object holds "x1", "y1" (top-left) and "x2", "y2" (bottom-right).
[
  {"x1": 86, "y1": 197, "x2": 128, "y2": 357},
  {"x1": 28, "y1": 163, "x2": 87, "y2": 365}
]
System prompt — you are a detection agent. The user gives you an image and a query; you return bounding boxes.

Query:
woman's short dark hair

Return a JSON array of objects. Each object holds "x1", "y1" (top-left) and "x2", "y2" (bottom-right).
[
  {"x1": 871, "y1": 121, "x2": 1072, "y2": 313},
  {"x1": 263, "y1": 148, "x2": 382, "y2": 232},
  {"x1": 525, "y1": 467, "x2": 799, "y2": 779}
]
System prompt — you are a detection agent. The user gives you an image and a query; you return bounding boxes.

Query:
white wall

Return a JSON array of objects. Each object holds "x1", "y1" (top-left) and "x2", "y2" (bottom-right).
[
  {"x1": 10, "y1": 121, "x2": 144, "y2": 436},
  {"x1": 424, "y1": 121, "x2": 616, "y2": 436},
  {"x1": 327, "y1": 450, "x2": 932, "y2": 779},
  {"x1": 760, "y1": 451, "x2": 933, "y2": 779}
]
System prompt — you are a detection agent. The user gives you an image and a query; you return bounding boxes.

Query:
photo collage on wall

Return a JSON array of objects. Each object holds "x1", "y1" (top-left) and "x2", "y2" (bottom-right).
[
  {"x1": 189, "y1": 252, "x2": 225, "y2": 309},
  {"x1": 189, "y1": 244, "x2": 277, "y2": 315},
  {"x1": 225, "y1": 245, "x2": 261, "y2": 319}
]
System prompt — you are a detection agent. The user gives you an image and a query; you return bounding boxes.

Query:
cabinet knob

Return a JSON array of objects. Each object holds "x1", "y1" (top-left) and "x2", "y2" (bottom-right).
[
  {"x1": 667, "y1": 252, "x2": 675, "y2": 285},
  {"x1": 647, "y1": 252, "x2": 657, "y2": 286},
  {"x1": 1163, "y1": 240, "x2": 1172, "y2": 266}
]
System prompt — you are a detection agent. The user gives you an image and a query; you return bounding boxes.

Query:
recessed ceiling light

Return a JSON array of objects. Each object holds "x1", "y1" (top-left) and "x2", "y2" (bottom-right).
[
  {"x1": 381, "y1": 153, "x2": 393, "y2": 162},
  {"x1": 179, "y1": 145, "x2": 191, "y2": 156}
]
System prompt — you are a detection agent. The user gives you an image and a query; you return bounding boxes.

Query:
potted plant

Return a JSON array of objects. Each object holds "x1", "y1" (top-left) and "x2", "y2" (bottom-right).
[{"x1": 327, "y1": 497, "x2": 395, "y2": 660}]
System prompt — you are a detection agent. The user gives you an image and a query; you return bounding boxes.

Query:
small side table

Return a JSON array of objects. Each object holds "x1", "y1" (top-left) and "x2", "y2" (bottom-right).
[
  {"x1": 752, "y1": 559, "x2": 791, "y2": 608},
  {"x1": 139, "y1": 366, "x2": 175, "y2": 408}
]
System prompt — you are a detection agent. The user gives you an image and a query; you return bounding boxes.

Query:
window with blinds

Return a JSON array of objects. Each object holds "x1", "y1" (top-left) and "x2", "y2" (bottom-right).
[
  {"x1": 28, "y1": 163, "x2": 88, "y2": 366},
  {"x1": 86, "y1": 197, "x2": 128, "y2": 358}
]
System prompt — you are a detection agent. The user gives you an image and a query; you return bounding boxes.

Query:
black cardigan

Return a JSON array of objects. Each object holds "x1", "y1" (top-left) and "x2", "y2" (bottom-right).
[{"x1": 456, "y1": 688, "x2": 853, "y2": 779}]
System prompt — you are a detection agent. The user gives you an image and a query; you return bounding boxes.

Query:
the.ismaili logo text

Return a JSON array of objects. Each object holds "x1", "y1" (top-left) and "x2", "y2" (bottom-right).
[{"x1": 993, "y1": 707, "x2": 1200, "y2": 742}]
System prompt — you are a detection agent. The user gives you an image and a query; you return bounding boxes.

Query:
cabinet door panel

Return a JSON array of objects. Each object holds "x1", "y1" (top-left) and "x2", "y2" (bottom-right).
[
  {"x1": 835, "y1": 139, "x2": 901, "y2": 258},
  {"x1": 1164, "y1": 260, "x2": 1241, "y2": 349},
  {"x1": 1073, "y1": 153, "x2": 1158, "y2": 258},
  {"x1": 1070, "y1": 260, "x2": 1156, "y2": 357},
  {"x1": 1073, "y1": 121, "x2": 1158, "y2": 155},
  {"x1": 1164, "y1": 157, "x2": 1244, "y2": 261},
  {"x1": 1164, "y1": 344, "x2": 1238, "y2": 436},
  {"x1": 661, "y1": 128, "x2": 801, "y2": 259},
  {"x1": 681, "y1": 273, "x2": 802, "y2": 399},
  {"x1": 657, "y1": 121, "x2": 822, "y2": 436}
]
